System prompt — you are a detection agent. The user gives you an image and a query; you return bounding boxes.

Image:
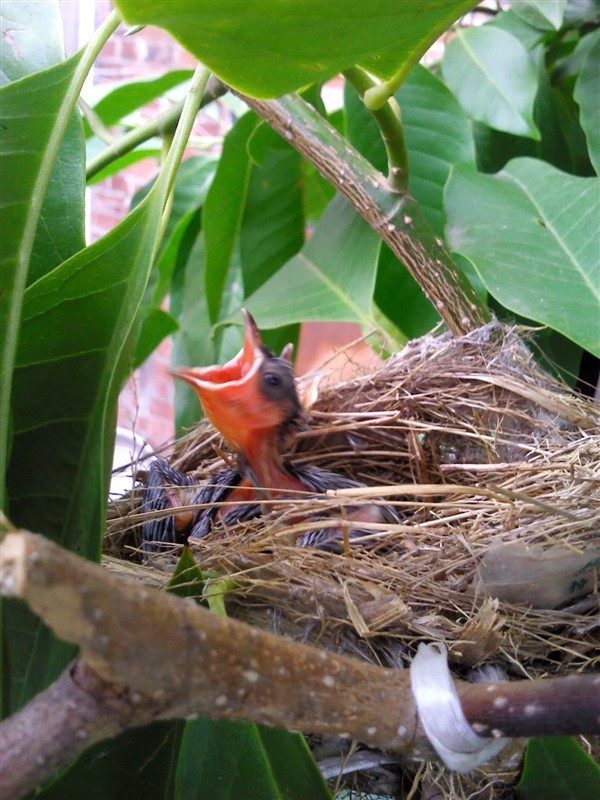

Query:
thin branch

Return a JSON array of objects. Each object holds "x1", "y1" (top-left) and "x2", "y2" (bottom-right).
[
  {"x1": 343, "y1": 67, "x2": 408, "y2": 192},
  {"x1": 85, "y1": 76, "x2": 227, "y2": 182},
  {"x1": 85, "y1": 99, "x2": 184, "y2": 181},
  {"x1": 235, "y1": 89, "x2": 489, "y2": 335},
  {"x1": 0, "y1": 530, "x2": 598, "y2": 800},
  {"x1": 78, "y1": 97, "x2": 115, "y2": 144}
]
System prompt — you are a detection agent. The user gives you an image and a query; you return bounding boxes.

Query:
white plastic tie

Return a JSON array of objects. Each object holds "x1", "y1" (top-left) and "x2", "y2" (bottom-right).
[{"x1": 410, "y1": 642, "x2": 509, "y2": 772}]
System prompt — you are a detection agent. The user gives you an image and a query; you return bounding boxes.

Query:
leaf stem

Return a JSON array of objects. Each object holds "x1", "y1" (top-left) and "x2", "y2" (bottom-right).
[
  {"x1": 363, "y1": 0, "x2": 480, "y2": 109},
  {"x1": 78, "y1": 97, "x2": 115, "y2": 145},
  {"x1": 344, "y1": 66, "x2": 409, "y2": 192},
  {"x1": 364, "y1": 60, "x2": 416, "y2": 111},
  {"x1": 151, "y1": 65, "x2": 211, "y2": 244}
]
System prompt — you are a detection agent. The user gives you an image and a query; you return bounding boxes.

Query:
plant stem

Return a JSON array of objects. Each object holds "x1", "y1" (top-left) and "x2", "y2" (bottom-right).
[
  {"x1": 78, "y1": 97, "x2": 115, "y2": 144},
  {"x1": 86, "y1": 98, "x2": 184, "y2": 181},
  {"x1": 363, "y1": 0, "x2": 479, "y2": 110},
  {"x1": 147, "y1": 64, "x2": 211, "y2": 268},
  {"x1": 155, "y1": 65, "x2": 210, "y2": 203},
  {"x1": 364, "y1": 60, "x2": 417, "y2": 111},
  {"x1": 85, "y1": 76, "x2": 226, "y2": 182},
  {"x1": 344, "y1": 66, "x2": 408, "y2": 192},
  {"x1": 236, "y1": 89, "x2": 489, "y2": 334}
]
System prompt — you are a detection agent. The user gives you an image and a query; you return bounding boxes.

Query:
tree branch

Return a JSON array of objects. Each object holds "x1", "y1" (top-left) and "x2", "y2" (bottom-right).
[
  {"x1": 235, "y1": 89, "x2": 489, "y2": 335},
  {"x1": 1, "y1": 530, "x2": 597, "y2": 800}
]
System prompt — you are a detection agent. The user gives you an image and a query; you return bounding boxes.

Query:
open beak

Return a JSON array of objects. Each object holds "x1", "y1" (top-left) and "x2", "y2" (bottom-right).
[{"x1": 171, "y1": 310, "x2": 275, "y2": 454}]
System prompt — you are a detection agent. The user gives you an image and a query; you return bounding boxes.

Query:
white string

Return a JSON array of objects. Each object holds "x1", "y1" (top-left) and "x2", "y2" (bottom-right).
[{"x1": 410, "y1": 642, "x2": 509, "y2": 772}]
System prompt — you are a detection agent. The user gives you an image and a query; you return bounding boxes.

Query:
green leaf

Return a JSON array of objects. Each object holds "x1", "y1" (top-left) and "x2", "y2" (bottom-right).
[
  {"x1": 574, "y1": 31, "x2": 600, "y2": 174},
  {"x1": 374, "y1": 244, "x2": 440, "y2": 340},
  {"x1": 244, "y1": 195, "x2": 381, "y2": 330},
  {"x1": 5, "y1": 194, "x2": 166, "y2": 712},
  {"x1": 241, "y1": 138, "x2": 305, "y2": 295},
  {"x1": 133, "y1": 307, "x2": 179, "y2": 370},
  {"x1": 472, "y1": 19, "x2": 593, "y2": 177},
  {"x1": 167, "y1": 547, "x2": 206, "y2": 600},
  {"x1": 0, "y1": 52, "x2": 84, "y2": 500},
  {"x1": 175, "y1": 719, "x2": 332, "y2": 800},
  {"x1": 396, "y1": 67, "x2": 476, "y2": 235},
  {"x1": 516, "y1": 737, "x2": 600, "y2": 800},
  {"x1": 511, "y1": 0, "x2": 567, "y2": 31},
  {"x1": 204, "y1": 112, "x2": 258, "y2": 322},
  {"x1": 491, "y1": 8, "x2": 548, "y2": 52},
  {"x1": 161, "y1": 155, "x2": 217, "y2": 260},
  {"x1": 29, "y1": 109, "x2": 86, "y2": 286},
  {"x1": 442, "y1": 26, "x2": 541, "y2": 140},
  {"x1": 445, "y1": 159, "x2": 600, "y2": 356},
  {"x1": 86, "y1": 146, "x2": 161, "y2": 185},
  {"x1": 114, "y1": 0, "x2": 477, "y2": 98},
  {"x1": 37, "y1": 722, "x2": 185, "y2": 800},
  {"x1": 83, "y1": 69, "x2": 193, "y2": 136},
  {"x1": 0, "y1": 0, "x2": 65, "y2": 82}
]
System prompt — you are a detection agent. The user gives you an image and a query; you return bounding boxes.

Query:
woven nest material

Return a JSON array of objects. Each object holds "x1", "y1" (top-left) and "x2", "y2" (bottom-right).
[{"x1": 105, "y1": 321, "x2": 599, "y2": 799}]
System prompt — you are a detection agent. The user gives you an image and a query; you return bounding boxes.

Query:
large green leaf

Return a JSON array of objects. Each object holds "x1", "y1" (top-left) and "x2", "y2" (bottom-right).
[
  {"x1": 240, "y1": 138, "x2": 305, "y2": 296},
  {"x1": 27, "y1": 110, "x2": 86, "y2": 287},
  {"x1": 86, "y1": 146, "x2": 162, "y2": 186},
  {"x1": 442, "y1": 26, "x2": 540, "y2": 140},
  {"x1": 3, "y1": 50, "x2": 207, "y2": 718},
  {"x1": 204, "y1": 112, "x2": 258, "y2": 322},
  {"x1": 445, "y1": 158, "x2": 600, "y2": 355},
  {"x1": 516, "y1": 737, "x2": 600, "y2": 800},
  {"x1": 245, "y1": 195, "x2": 381, "y2": 330},
  {"x1": 175, "y1": 719, "x2": 332, "y2": 800},
  {"x1": 374, "y1": 245, "x2": 440, "y2": 341},
  {"x1": 37, "y1": 722, "x2": 185, "y2": 800},
  {"x1": 5, "y1": 195, "x2": 167, "y2": 712},
  {"x1": 127, "y1": 155, "x2": 216, "y2": 372},
  {"x1": 0, "y1": 4, "x2": 87, "y2": 287},
  {"x1": 574, "y1": 30, "x2": 600, "y2": 175},
  {"x1": 114, "y1": 0, "x2": 477, "y2": 97},
  {"x1": 0, "y1": 0, "x2": 65, "y2": 82},
  {"x1": 0, "y1": 52, "x2": 85, "y2": 502},
  {"x1": 83, "y1": 69, "x2": 193, "y2": 136},
  {"x1": 511, "y1": 0, "x2": 567, "y2": 31},
  {"x1": 472, "y1": 13, "x2": 593, "y2": 178}
]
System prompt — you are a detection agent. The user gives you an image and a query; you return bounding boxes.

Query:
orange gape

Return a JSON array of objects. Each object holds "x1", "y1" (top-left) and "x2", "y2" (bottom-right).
[
  {"x1": 171, "y1": 309, "x2": 306, "y2": 499},
  {"x1": 143, "y1": 309, "x2": 399, "y2": 553}
]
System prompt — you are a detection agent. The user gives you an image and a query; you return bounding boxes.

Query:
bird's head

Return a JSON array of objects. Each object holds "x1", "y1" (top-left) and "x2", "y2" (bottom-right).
[{"x1": 171, "y1": 310, "x2": 301, "y2": 459}]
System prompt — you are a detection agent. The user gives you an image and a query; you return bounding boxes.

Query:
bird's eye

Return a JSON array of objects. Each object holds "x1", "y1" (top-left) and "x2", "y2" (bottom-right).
[{"x1": 263, "y1": 372, "x2": 281, "y2": 387}]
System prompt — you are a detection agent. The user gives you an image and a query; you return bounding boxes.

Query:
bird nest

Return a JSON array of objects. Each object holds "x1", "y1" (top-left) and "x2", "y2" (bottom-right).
[{"x1": 105, "y1": 321, "x2": 599, "y2": 798}]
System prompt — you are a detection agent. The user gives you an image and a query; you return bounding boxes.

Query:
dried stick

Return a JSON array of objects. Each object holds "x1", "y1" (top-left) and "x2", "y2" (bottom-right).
[{"x1": 1, "y1": 531, "x2": 598, "y2": 800}]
